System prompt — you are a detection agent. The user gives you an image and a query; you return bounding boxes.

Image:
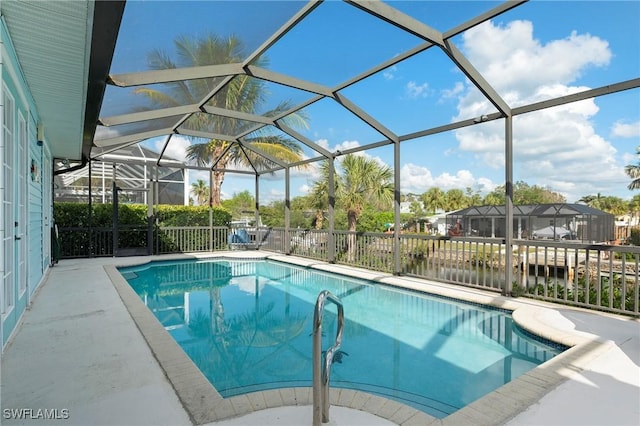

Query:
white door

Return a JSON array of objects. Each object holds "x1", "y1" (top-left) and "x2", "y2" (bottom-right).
[
  {"x1": 17, "y1": 114, "x2": 27, "y2": 298},
  {"x1": 2, "y1": 88, "x2": 15, "y2": 316}
]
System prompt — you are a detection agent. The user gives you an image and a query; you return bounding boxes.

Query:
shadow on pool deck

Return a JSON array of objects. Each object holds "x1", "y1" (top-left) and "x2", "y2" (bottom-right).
[{"x1": 1, "y1": 254, "x2": 639, "y2": 425}]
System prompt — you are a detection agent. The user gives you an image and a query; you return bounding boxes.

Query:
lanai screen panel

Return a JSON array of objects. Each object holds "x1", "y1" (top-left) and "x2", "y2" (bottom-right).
[{"x1": 85, "y1": 0, "x2": 638, "y2": 226}]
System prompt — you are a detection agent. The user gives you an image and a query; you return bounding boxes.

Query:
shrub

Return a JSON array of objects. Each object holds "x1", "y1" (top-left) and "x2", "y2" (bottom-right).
[
  {"x1": 54, "y1": 202, "x2": 232, "y2": 257},
  {"x1": 156, "y1": 205, "x2": 230, "y2": 227}
]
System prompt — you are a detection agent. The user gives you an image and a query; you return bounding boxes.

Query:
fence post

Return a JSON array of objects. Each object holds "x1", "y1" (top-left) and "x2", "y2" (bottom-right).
[{"x1": 209, "y1": 208, "x2": 213, "y2": 252}]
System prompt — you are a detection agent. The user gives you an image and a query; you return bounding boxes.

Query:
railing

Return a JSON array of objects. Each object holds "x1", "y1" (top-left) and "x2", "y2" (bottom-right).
[
  {"x1": 157, "y1": 226, "x2": 228, "y2": 253},
  {"x1": 57, "y1": 227, "x2": 113, "y2": 258},
  {"x1": 255, "y1": 227, "x2": 286, "y2": 253},
  {"x1": 56, "y1": 224, "x2": 640, "y2": 316},
  {"x1": 400, "y1": 234, "x2": 507, "y2": 292},
  {"x1": 333, "y1": 230, "x2": 395, "y2": 272},
  {"x1": 514, "y1": 239, "x2": 640, "y2": 315},
  {"x1": 290, "y1": 228, "x2": 329, "y2": 260},
  {"x1": 312, "y1": 290, "x2": 344, "y2": 426}
]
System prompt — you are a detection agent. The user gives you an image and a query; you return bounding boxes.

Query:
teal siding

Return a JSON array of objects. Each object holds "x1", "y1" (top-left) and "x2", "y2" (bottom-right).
[
  {"x1": 1, "y1": 18, "x2": 47, "y2": 349},
  {"x1": 28, "y1": 118, "x2": 44, "y2": 294}
]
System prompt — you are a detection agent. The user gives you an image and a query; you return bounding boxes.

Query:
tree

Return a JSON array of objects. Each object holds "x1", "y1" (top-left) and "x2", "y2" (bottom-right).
[
  {"x1": 135, "y1": 34, "x2": 307, "y2": 206},
  {"x1": 483, "y1": 191, "x2": 504, "y2": 206},
  {"x1": 579, "y1": 193, "x2": 629, "y2": 216},
  {"x1": 308, "y1": 162, "x2": 332, "y2": 230},
  {"x1": 444, "y1": 189, "x2": 467, "y2": 211},
  {"x1": 310, "y1": 155, "x2": 393, "y2": 260},
  {"x1": 190, "y1": 179, "x2": 209, "y2": 206},
  {"x1": 579, "y1": 193, "x2": 605, "y2": 210},
  {"x1": 484, "y1": 181, "x2": 566, "y2": 205},
  {"x1": 338, "y1": 155, "x2": 393, "y2": 233},
  {"x1": 465, "y1": 187, "x2": 483, "y2": 207},
  {"x1": 594, "y1": 196, "x2": 628, "y2": 216},
  {"x1": 625, "y1": 146, "x2": 640, "y2": 190},
  {"x1": 422, "y1": 187, "x2": 446, "y2": 213},
  {"x1": 221, "y1": 190, "x2": 255, "y2": 219}
]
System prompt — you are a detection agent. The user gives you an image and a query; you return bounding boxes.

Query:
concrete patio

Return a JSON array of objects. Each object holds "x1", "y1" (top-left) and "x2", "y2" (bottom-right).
[{"x1": 1, "y1": 254, "x2": 639, "y2": 425}]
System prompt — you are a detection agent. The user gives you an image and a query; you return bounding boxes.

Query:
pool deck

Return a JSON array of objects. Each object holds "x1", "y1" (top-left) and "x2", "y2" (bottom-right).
[{"x1": 1, "y1": 252, "x2": 639, "y2": 425}]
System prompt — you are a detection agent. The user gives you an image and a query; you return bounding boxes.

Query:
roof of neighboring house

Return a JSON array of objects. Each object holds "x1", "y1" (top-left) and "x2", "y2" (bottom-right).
[{"x1": 448, "y1": 203, "x2": 613, "y2": 217}]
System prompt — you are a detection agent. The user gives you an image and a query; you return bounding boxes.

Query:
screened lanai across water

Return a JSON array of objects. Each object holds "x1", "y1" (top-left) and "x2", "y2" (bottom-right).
[
  {"x1": 51, "y1": 0, "x2": 639, "y2": 292},
  {"x1": 446, "y1": 204, "x2": 615, "y2": 242}
]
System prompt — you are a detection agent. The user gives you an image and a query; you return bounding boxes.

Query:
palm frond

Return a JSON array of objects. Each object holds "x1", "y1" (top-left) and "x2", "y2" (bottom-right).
[
  {"x1": 133, "y1": 33, "x2": 310, "y2": 205},
  {"x1": 132, "y1": 87, "x2": 183, "y2": 108}
]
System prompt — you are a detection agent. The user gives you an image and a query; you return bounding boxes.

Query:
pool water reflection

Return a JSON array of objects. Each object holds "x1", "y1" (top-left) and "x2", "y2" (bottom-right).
[{"x1": 119, "y1": 258, "x2": 565, "y2": 418}]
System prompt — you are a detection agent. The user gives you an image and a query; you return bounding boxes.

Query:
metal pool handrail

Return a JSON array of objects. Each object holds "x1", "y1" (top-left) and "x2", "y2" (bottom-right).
[{"x1": 312, "y1": 290, "x2": 344, "y2": 426}]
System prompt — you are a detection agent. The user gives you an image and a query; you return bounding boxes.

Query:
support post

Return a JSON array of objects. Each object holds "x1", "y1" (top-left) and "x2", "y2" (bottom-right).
[
  {"x1": 88, "y1": 160, "x2": 93, "y2": 257},
  {"x1": 112, "y1": 169, "x2": 119, "y2": 257},
  {"x1": 285, "y1": 167, "x2": 291, "y2": 254},
  {"x1": 328, "y1": 158, "x2": 336, "y2": 263},
  {"x1": 393, "y1": 139, "x2": 401, "y2": 275},
  {"x1": 146, "y1": 164, "x2": 154, "y2": 255},
  {"x1": 255, "y1": 174, "x2": 260, "y2": 248},
  {"x1": 504, "y1": 115, "x2": 514, "y2": 295}
]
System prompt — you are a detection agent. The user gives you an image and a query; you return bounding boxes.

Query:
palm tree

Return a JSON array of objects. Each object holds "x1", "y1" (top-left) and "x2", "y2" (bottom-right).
[
  {"x1": 308, "y1": 162, "x2": 331, "y2": 230},
  {"x1": 625, "y1": 146, "x2": 640, "y2": 190},
  {"x1": 579, "y1": 193, "x2": 604, "y2": 210},
  {"x1": 311, "y1": 155, "x2": 393, "y2": 261},
  {"x1": 135, "y1": 34, "x2": 308, "y2": 206},
  {"x1": 444, "y1": 188, "x2": 467, "y2": 211},
  {"x1": 191, "y1": 179, "x2": 209, "y2": 206},
  {"x1": 422, "y1": 187, "x2": 446, "y2": 213},
  {"x1": 578, "y1": 194, "x2": 597, "y2": 205}
]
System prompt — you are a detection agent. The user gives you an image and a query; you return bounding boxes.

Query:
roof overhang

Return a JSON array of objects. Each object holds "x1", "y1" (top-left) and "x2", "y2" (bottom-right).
[{"x1": 0, "y1": 0, "x2": 124, "y2": 161}]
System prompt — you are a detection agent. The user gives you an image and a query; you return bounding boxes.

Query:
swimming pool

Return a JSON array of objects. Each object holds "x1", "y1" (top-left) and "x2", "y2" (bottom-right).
[{"x1": 118, "y1": 257, "x2": 565, "y2": 418}]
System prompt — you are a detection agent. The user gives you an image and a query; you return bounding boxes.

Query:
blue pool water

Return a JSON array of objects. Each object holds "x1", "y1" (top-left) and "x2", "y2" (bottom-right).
[{"x1": 119, "y1": 258, "x2": 565, "y2": 418}]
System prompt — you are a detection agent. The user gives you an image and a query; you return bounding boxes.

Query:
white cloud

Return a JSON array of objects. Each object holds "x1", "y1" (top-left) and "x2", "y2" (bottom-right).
[
  {"x1": 334, "y1": 140, "x2": 361, "y2": 153},
  {"x1": 400, "y1": 163, "x2": 496, "y2": 194},
  {"x1": 383, "y1": 65, "x2": 398, "y2": 80},
  {"x1": 440, "y1": 81, "x2": 464, "y2": 100},
  {"x1": 611, "y1": 120, "x2": 640, "y2": 138},
  {"x1": 314, "y1": 138, "x2": 363, "y2": 155},
  {"x1": 93, "y1": 126, "x2": 121, "y2": 141},
  {"x1": 262, "y1": 188, "x2": 285, "y2": 203},
  {"x1": 463, "y1": 21, "x2": 611, "y2": 96},
  {"x1": 452, "y1": 18, "x2": 626, "y2": 201},
  {"x1": 315, "y1": 138, "x2": 330, "y2": 150},
  {"x1": 154, "y1": 135, "x2": 191, "y2": 161},
  {"x1": 299, "y1": 184, "x2": 311, "y2": 194},
  {"x1": 622, "y1": 151, "x2": 638, "y2": 165},
  {"x1": 406, "y1": 81, "x2": 429, "y2": 98},
  {"x1": 189, "y1": 170, "x2": 209, "y2": 184}
]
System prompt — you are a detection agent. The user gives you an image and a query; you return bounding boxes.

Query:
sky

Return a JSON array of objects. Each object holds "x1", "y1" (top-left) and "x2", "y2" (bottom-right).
[{"x1": 102, "y1": 0, "x2": 640, "y2": 206}]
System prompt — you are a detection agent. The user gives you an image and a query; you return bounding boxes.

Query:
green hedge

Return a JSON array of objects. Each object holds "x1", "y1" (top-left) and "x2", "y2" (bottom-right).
[
  {"x1": 54, "y1": 202, "x2": 231, "y2": 227},
  {"x1": 54, "y1": 203, "x2": 232, "y2": 257},
  {"x1": 156, "y1": 205, "x2": 230, "y2": 227}
]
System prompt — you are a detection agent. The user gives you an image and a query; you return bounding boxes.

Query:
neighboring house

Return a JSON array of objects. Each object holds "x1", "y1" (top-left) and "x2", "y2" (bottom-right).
[
  {"x1": 0, "y1": 2, "x2": 122, "y2": 350},
  {"x1": 53, "y1": 145, "x2": 189, "y2": 205},
  {"x1": 446, "y1": 204, "x2": 615, "y2": 243}
]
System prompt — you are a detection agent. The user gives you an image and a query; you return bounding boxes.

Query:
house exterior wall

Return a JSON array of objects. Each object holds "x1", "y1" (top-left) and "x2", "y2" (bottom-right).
[{"x1": 1, "y1": 18, "x2": 50, "y2": 350}]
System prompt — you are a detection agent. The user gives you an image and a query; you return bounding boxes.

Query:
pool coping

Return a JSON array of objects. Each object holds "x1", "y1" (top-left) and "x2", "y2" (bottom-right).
[{"x1": 106, "y1": 251, "x2": 614, "y2": 426}]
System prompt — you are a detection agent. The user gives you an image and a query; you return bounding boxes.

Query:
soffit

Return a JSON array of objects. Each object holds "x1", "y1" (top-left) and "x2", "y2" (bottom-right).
[{"x1": 1, "y1": 0, "x2": 94, "y2": 160}]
